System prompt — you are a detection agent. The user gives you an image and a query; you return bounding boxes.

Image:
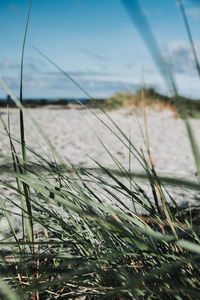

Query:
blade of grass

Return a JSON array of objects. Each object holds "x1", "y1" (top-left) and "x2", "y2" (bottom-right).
[
  {"x1": 185, "y1": 118, "x2": 200, "y2": 181},
  {"x1": 19, "y1": 0, "x2": 33, "y2": 243},
  {"x1": 178, "y1": 0, "x2": 200, "y2": 77},
  {"x1": 121, "y1": 0, "x2": 178, "y2": 95},
  {"x1": 0, "y1": 277, "x2": 21, "y2": 300}
]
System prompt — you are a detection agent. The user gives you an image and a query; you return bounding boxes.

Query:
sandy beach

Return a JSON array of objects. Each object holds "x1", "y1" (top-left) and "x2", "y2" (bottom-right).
[
  {"x1": 0, "y1": 105, "x2": 200, "y2": 212},
  {"x1": 1, "y1": 106, "x2": 199, "y2": 173}
]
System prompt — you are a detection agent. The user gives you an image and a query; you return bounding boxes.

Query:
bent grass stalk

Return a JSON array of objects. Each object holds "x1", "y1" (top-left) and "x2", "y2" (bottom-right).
[{"x1": 141, "y1": 82, "x2": 177, "y2": 237}]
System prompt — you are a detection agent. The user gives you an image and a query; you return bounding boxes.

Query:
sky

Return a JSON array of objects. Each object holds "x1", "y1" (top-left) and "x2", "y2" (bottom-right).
[{"x1": 0, "y1": 0, "x2": 200, "y2": 99}]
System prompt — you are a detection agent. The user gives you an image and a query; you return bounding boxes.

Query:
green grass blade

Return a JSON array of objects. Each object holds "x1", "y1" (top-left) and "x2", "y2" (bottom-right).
[
  {"x1": 0, "y1": 278, "x2": 21, "y2": 300},
  {"x1": 18, "y1": 0, "x2": 33, "y2": 242},
  {"x1": 185, "y1": 119, "x2": 200, "y2": 181},
  {"x1": 179, "y1": 0, "x2": 200, "y2": 77}
]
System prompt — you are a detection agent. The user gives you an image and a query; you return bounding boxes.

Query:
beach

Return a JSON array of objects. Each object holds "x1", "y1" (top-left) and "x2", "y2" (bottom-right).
[
  {"x1": 0, "y1": 105, "x2": 199, "y2": 173},
  {"x1": 0, "y1": 105, "x2": 199, "y2": 206}
]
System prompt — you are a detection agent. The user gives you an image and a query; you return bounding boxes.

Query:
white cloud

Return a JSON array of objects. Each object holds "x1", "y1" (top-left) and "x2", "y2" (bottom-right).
[
  {"x1": 175, "y1": 0, "x2": 200, "y2": 20},
  {"x1": 1, "y1": 53, "x2": 200, "y2": 99},
  {"x1": 0, "y1": 57, "x2": 48, "y2": 73},
  {"x1": 186, "y1": 7, "x2": 200, "y2": 20},
  {"x1": 175, "y1": 0, "x2": 188, "y2": 8},
  {"x1": 175, "y1": 73, "x2": 200, "y2": 98},
  {"x1": 82, "y1": 49, "x2": 109, "y2": 62},
  {"x1": 0, "y1": 59, "x2": 19, "y2": 69},
  {"x1": 164, "y1": 40, "x2": 200, "y2": 74}
]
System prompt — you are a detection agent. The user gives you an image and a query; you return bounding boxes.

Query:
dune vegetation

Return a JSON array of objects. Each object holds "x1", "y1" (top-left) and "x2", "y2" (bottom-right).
[{"x1": 105, "y1": 87, "x2": 200, "y2": 118}]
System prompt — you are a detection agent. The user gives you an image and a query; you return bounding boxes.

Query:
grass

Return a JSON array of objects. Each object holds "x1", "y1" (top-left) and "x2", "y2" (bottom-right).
[
  {"x1": 0, "y1": 0, "x2": 200, "y2": 299},
  {"x1": 105, "y1": 87, "x2": 200, "y2": 118}
]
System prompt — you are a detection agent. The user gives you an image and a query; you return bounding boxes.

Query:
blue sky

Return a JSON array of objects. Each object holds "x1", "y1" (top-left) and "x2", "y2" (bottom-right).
[{"x1": 0, "y1": 0, "x2": 200, "y2": 99}]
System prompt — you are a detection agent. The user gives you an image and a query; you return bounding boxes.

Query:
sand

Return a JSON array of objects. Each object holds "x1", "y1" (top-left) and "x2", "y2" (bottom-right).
[
  {"x1": 0, "y1": 106, "x2": 199, "y2": 175},
  {"x1": 0, "y1": 105, "x2": 200, "y2": 235}
]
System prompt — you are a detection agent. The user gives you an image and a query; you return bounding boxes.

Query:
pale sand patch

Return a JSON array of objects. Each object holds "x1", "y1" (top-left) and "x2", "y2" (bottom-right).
[
  {"x1": 0, "y1": 105, "x2": 199, "y2": 234},
  {"x1": 0, "y1": 106, "x2": 199, "y2": 176}
]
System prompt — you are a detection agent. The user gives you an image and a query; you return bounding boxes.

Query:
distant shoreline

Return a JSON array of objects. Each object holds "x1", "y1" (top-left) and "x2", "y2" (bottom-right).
[
  {"x1": 1, "y1": 88, "x2": 200, "y2": 118},
  {"x1": 0, "y1": 98, "x2": 106, "y2": 108}
]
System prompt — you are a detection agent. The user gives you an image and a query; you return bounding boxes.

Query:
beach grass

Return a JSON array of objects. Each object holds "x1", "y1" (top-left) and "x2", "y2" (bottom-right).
[
  {"x1": 0, "y1": 0, "x2": 200, "y2": 299},
  {"x1": 105, "y1": 87, "x2": 200, "y2": 118}
]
